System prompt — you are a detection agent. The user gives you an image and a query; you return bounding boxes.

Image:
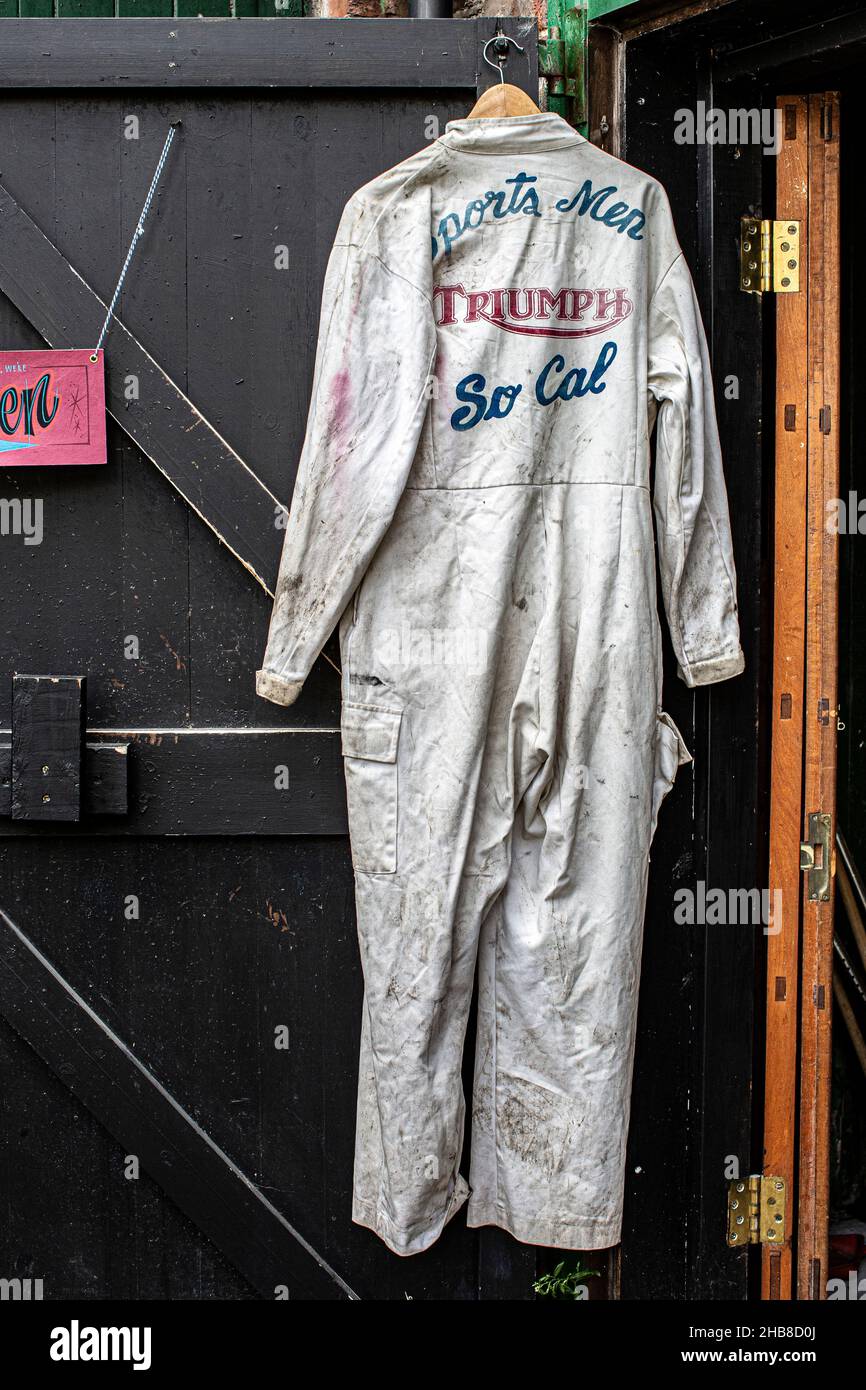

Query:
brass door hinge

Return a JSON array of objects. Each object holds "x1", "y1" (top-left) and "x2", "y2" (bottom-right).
[
  {"x1": 800, "y1": 811, "x2": 833, "y2": 902},
  {"x1": 740, "y1": 218, "x2": 800, "y2": 294},
  {"x1": 727, "y1": 1175, "x2": 787, "y2": 1246}
]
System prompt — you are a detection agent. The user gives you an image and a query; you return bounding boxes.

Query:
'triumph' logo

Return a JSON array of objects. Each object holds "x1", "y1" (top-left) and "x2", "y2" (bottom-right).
[{"x1": 434, "y1": 284, "x2": 633, "y2": 337}]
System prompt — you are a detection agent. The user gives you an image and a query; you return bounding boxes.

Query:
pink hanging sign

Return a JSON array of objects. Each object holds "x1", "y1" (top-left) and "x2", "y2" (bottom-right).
[{"x1": 0, "y1": 348, "x2": 106, "y2": 466}]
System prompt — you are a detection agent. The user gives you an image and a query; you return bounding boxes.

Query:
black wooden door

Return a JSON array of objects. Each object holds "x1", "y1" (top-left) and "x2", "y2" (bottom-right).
[
  {"x1": 620, "y1": 0, "x2": 866, "y2": 1301},
  {"x1": 0, "y1": 17, "x2": 543, "y2": 1302},
  {"x1": 620, "y1": 14, "x2": 766, "y2": 1300}
]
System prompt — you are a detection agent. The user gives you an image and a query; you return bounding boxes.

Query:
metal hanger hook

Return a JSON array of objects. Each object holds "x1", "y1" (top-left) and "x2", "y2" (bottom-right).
[{"x1": 482, "y1": 32, "x2": 525, "y2": 85}]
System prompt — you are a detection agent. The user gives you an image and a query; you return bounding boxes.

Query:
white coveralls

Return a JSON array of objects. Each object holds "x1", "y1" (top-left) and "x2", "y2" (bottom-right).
[{"x1": 256, "y1": 113, "x2": 744, "y2": 1256}]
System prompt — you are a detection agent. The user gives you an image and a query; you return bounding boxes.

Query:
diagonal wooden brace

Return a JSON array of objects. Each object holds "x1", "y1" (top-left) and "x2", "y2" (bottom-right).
[
  {"x1": 0, "y1": 181, "x2": 285, "y2": 595},
  {"x1": 0, "y1": 904, "x2": 359, "y2": 1300}
]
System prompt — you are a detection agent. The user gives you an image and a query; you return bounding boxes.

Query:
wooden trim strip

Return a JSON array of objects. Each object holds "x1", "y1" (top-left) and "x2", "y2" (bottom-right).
[
  {"x1": 797, "y1": 91, "x2": 841, "y2": 1301},
  {"x1": 762, "y1": 94, "x2": 808, "y2": 1303},
  {"x1": 0, "y1": 730, "x2": 347, "y2": 836},
  {"x1": 0, "y1": 17, "x2": 538, "y2": 96}
]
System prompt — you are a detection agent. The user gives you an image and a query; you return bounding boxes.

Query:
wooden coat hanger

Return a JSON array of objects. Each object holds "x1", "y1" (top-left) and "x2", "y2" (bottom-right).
[{"x1": 467, "y1": 32, "x2": 541, "y2": 119}]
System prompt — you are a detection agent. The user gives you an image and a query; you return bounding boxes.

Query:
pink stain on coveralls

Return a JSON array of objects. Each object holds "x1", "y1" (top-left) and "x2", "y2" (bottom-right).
[{"x1": 329, "y1": 367, "x2": 353, "y2": 445}]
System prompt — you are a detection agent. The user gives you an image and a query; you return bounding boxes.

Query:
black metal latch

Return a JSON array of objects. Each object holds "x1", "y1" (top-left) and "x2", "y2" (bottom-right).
[{"x1": 3, "y1": 674, "x2": 128, "y2": 822}]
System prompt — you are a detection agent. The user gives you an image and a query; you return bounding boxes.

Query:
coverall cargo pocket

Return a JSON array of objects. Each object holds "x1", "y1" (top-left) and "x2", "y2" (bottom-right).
[
  {"x1": 341, "y1": 701, "x2": 403, "y2": 874},
  {"x1": 650, "y1": 711, "x2": 693, "y2": 845}
]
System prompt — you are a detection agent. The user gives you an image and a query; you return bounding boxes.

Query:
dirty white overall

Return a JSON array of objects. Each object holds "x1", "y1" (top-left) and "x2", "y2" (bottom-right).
[{"x1": 256, "y1": 114, "x2": 744, "y2": 1256}]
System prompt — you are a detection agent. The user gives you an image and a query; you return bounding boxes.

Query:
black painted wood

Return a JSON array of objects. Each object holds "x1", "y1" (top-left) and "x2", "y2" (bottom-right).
[
  {"x1": 621, "y1": 10, "x2": 769, "y2": 1301},
  {"x1": 620, "y1": 36, "x2": 699, "y2": 1301},
  {"x1": 11, "y1": 675, "x2": 85, "y2": 822},
  {"x1": 0, "y1": 833, "x2": 495, "y2": 1300},
  {"x1": 0, "y1": 902, "x2": 358, "y2": 1300},
  {"x1": 0, "y1": 22, "x2": 541, "y2": 1301},
  {"x1": 0, "y1": 180, "x2": 286, "y2": 597},
  {"x1": 0, "y1": 730, "x2": 345, "y2": 835},
  {"x1": 0, "y1": 18, "x2": 537, "y2": 97},
  {"x1": 619, "y1": 0, "x2": 866, "y2": 1303},
  {"x1": 0, "y1": 1017, "x2": 258, "y2": 1300},
  {"x1": 1, "y1": 741, "x2": 129, "y2": 818},
  {"x1": 697, "y1": 64, "x2": 768, "y2": 1304},
  {"x1": 716, "y1": 9, "x2": 866, "y2": 80}
]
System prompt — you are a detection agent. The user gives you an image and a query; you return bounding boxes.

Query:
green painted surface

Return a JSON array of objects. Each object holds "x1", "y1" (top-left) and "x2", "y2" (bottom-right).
[
  {"x1": 543, "y1": 0, "x2": 629, "y2": 136},
  {"x1": 116, "y1": 0, "x2": 174, "y2": 13},
  {"x1": 588, "y1": 0, "x2": 637, "y2": 17},
  {"x1": 116, "y1": 0, "x2": 174, "y2": 14},
  {"x1": 542, "y1": 0, "x2": 587, "y2": 134},
  {"x1": 56, "y1": 0, "x2": 114, "y2": 12},
  {"x1": 175, "y1": 0, "x2": 234, "y2": 14},
  {"x1": 55, "y1": 0, "x2": 113, "y2": 12}
]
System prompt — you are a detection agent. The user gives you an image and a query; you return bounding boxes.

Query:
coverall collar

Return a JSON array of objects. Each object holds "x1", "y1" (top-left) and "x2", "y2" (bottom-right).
[{"x1": 442, "y1": 112, "x2": 586, "y2": 154}]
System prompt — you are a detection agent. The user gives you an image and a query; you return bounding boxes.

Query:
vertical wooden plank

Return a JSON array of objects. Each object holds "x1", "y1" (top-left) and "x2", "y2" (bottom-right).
[
  {"x1": 185, "y1": 93, "x2": 271, "y2": 728},
  {"x1": 618, "y1": 30, "x2": 699, "y2": 1300},
  {"x1": 56, "y1": 0, "x2": 114, "y2": 14},
  {"x1": 0, "y1": 93, "x2": 57, "y2": 733},
  {"x1": 117, "y1": 97, "x2": 192, "y2": 725},
  {"x1": 117, "y1": 0, "x2": 173, "y2": 15},
  {"x1": 51, "y1": 95, "x2": 126, "y2": 729},
  {"x1": 244, "y1": 92, "x2": 333, "y2": 730},
  {"x1": 587, "y1": 21, "x2": 621, "y2": 155},
  {"x1": 762, "y1": 94, "x2": 808, "y2": 1303},
  {"x1": 176, "y1": 0, "x2": 233, "y2": 13},
  {"x1": 798, "y1": 91, "x2": 841, "y2": 1301},
  {"x1": 691, "y1": 63, "x2": 765, "y2": 1302},
  {"x1": 621, "y1": 41, "x2": 764, "y2": 1301}
]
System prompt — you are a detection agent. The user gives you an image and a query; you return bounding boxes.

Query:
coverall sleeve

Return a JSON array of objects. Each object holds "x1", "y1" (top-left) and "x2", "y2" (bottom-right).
[
  {"x1": 647, "y1": 252, "x2": 745, "y2": 688},
  {"x1": 255, "y1": 195, "x2": 436, "y2": 707}
]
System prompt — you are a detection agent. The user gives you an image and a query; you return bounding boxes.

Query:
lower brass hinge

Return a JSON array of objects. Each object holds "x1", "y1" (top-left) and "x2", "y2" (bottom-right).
[
  {"x1": 727, "y1": 1175, "x2": 787, "y2": 1246},
  {"x1": 740, "y1": 217, "x2": 800, "y2": 294}
]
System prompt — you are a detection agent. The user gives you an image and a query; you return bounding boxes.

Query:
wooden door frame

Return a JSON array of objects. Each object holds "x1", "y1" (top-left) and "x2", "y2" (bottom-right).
[
  {"x1": 798, "y1": 91, "x2": 841, "y2": 1297},
  {"x1": 764, "y1": 90, "x2": 842, "y2": 1302}
]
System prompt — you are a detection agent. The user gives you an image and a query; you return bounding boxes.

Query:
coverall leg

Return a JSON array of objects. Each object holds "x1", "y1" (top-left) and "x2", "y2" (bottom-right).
[{"x1": 343, "y1": 479, "x2": 690, "y2": 1255}]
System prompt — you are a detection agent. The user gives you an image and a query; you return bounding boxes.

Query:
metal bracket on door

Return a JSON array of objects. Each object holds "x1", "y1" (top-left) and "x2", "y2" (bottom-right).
[
  {"x1": 740, "y1": 217, "x2": 801, "y2": 294},
  {"x1": 4, "y1": 675, "x2": 127, "y2": 822},
  {"x1": 727, "y1": 1175, "x2": 787, "y2": 1246},
  {"x1": 800, "y1": 811, "x2": 833, "y2": 902}
]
